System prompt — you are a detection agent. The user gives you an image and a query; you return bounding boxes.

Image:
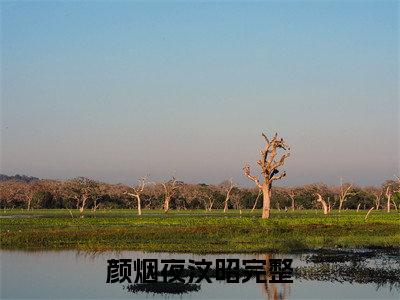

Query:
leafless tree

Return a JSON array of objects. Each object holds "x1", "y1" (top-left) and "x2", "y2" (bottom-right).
[
  {"x1": 251, "y1": 190, "x2": 262, "y2": 212},
  {"x1": 385, "y1": 186, "x2": 392, "y2": 212},
  {"x1": 373, "y1": 189, "x2": 382, "y2": 210},
  {"x1": 327, "y1": 196, "x2": 336, "y2": 212},
  {"x1": 203, "y1": 194, "x2": 214, "y2": 212},
  {"x1": 243, "y1": 132, "x2": 290, "y2": 219},
  {"x1": 316, "y1": 193, "x2": 328, "y2": 215},
  {"x1": 365, "y1": 207, "x2": 374, "y2": 220},
  {"x1": 222, "y1": 179, "x2": 234, "y2": 213},
  {"x1": 64, "y1": 178, "x2": 99, "y2": 216},
  {"x1": 383, "y1": 179, "x2": 399, "y2": 212},
  {"x1": 162, "y1": 177, "x2": 179, "y2": 212},
  {"x1": 288, "y1": 188, "x2": 296, "y2": 211},
  {"x1": 231, "y1": 192, "x2": 243, "y2": 214},
  {"x1": 338, "y1": 178, "x2": 353, "y2": 212},
  {"x1": 125, "y1": 177, "x2": 151, "y2": 216},
  {"x1": 26, "y1": 182, "x2": 41, "y2": 210}
]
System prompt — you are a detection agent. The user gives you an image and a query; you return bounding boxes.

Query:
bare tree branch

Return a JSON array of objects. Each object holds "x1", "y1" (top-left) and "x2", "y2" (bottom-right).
[{"x1": 243, "y1": 132, "x2": 290, "y2": 219}]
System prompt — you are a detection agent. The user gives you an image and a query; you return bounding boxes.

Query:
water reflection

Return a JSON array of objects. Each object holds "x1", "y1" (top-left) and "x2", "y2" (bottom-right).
[
  {"x1": 1, "y1": 249, "x2": 399, "y2": 299},
  {"x1": 296, "y1": 249, "x2": 400, "y2": 291},
  {"x1": 125, "y1": 282, "x2": 201, "y2": 295},
  {"x1": 259, "y1": 254, "x2": 291, "y2": 300}
]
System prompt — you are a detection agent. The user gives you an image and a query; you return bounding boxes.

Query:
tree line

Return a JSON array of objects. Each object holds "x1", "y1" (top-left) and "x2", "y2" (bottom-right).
[
  {"x1": 1, "y1": 132, "x2": 398, "y2": 218},
  {"x1": 1, "y1": 175, "x2": 398, "y2": 214}
]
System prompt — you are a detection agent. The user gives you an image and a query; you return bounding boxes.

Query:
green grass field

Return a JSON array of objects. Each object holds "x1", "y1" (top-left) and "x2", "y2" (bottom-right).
[{"x1": 1, "y1": 209, "x2": 399, "y2": 253}]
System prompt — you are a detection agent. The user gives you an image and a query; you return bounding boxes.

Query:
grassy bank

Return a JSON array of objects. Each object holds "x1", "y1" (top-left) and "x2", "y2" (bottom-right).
[{"x1": 1, "y1": 209, "x2": 399, "y2": 253}]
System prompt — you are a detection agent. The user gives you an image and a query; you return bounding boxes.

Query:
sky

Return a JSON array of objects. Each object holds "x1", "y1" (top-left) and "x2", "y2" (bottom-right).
[{"x1": 1, "y1": 1, "x2": 398, "y2": 187}]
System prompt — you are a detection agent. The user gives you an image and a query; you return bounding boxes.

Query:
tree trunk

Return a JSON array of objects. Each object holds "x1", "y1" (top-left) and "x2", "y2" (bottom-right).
[
  {"x1": 79, "y1": 204, "x2": 84, "y2": 218},
  {"x1": 137, "y1": 196, "x2": 142, "y2": 216},
  {"x1": 261, "y1": 186, "x2": 271, "y2": 219},
  {"x1": 251, "y1": 191, "x2": 261, "y2": 213},
  {"x1": 385, "y1": 186, "x2": 392, "y2": 213},
  {"x1": 392, "y1": 199, "x2": 398, "y2": 211},
  {"x1": 375, "y1": 198, "x2": 380, "y2": 210},
  {"x1": 251, "y1": 200, "x2": 258, "y2": 212},
  {"x1": 356, "y1": 203, "x2": 361, "y2": 212},
  {"x1": 365, "y1": 207, "x2": 374, "y2": 220},
  {"x1": 164, "y1": 197, "x2": 170, "y2": 212},
  {"x1": 223, "y1": 199, "x2": 228, "y2": 213},
  {"x1": 317, "y1": 194, "x2": 328, "y2": 215},
  {"x1": 79, "y1": 195, "x2": 87, "y2": 217}
]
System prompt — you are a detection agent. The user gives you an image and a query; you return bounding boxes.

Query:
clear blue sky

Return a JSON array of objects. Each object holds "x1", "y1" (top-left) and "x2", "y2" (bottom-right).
[{"x1": 1, "y1": 1, "x2": 398, "y2": 186}]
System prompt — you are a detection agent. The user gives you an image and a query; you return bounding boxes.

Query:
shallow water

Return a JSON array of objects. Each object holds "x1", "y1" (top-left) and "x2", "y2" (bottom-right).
[{"x1": 1, "y1": 250, "x2": 398, "y2": 299}]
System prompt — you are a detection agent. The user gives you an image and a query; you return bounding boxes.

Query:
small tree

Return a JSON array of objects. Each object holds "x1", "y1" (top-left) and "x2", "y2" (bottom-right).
[
  {"x1": 385, "y1": 186, "x2": 393, "y2": 212},
  {"x1": 383, "y1": 179, "x2": 399, "y2": 212},
  {"x1": 162, "y1": 177, "x2": 179, "y2": 212},
  {"x1": 243, "y1": 132, "x2": 290, "y2": 219},
  {"x1": 337, "y1": 178, "x2": 353, "y2": 212},
  {"x1": 198, "y1": 184, "x2": 216, "y2": 212},
  {"x1": 251, "y1": 190, "x2": 262, "y2": 212},
  {"x1": 288, "y1": 188, "x2": 297, "y2": 211},
  {"x1": 221, "y1": 179, "x2": 234, "y2": 213},
  {"x1": 125, "y1": 177, "x2": 150, "y2": 216},
  {"x1": 64, "y1": 177, "x2": 99, "y2": 216},
  {"x1": 231, "y1": 189, "x2": 244, "y2": 214},
  {"x1": 316, "y1": 193, "x2": 328, "y2": 215},
  {"x1": 364, "y1": 187, "x2": 383, "y2": 210}
]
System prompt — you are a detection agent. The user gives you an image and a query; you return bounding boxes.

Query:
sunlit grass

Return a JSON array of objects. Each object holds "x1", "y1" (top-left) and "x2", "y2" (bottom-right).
[{"x1": 1, "y1": 209, "x2": 399, "y2": 253}]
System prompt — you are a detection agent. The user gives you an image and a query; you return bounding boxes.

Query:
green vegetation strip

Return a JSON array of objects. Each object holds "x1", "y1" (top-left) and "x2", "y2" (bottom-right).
[{"x1": 1, "y1": 209, "x2": 399, "y2": 253}]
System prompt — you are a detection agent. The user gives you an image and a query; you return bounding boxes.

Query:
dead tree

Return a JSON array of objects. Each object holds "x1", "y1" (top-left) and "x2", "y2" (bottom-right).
[
  {"x1": 385, "y1": 186, "x2": 392, "y2": 212},
  {"x1": 64, "y1": 178, "x2": 98, "y2": 217},
  {"x1": 373, "y1": 190, "x2": 382, "y2": 210},
  {"x1": 125, "y1": 177, "x2": 150, "y2": 216},
  {"x1": 251, "y1": 190, "x2": 262, "y2": 212},
  {"x1": 316, "y1": 193, "x2": 328, "y2": 215},
  {"x1": 383, "y1": 178, "x2": 399, "y2": 212},
  {"x1": 162, "y1": 177, "x2": 179, "y2": 212},
  {"x1": 85, "y1": 182, "x2": 106, "y2": 213},
  {"x1": 223, "y1": 179, "x2": 234, "y2": 213},
  {"x1": 288, "y1": 189, "x2": 296, "y2": 211},
  {"x1": 243, "y1": 132, "x2": 290, "y2": 219},
  {"x1": 197, "y1": 185, "x2": 215, "y2": 212},
  {"x1": 394, "y1": 175, "x2": 400, "y2": 210},
  {"x1": 203, "y1": 195, "x2": 214, "y2": 212},
  {"x1": 231, "y1": 192, "x2": 243, "y2": 215},
  {"x1": 365, "y1": 207, "x2": 374, "y2": 220},
  {"x1": 327, "y1": 197, "x2": 336, "y2": 212},
  {"x1": 338, "y1": 178, "x2": 352, "y2": 212}
]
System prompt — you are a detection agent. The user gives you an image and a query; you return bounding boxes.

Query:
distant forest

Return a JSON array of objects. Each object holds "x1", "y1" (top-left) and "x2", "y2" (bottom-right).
[{"x1": 1, "y1": 174, "x2": 399, "y2": 213}]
